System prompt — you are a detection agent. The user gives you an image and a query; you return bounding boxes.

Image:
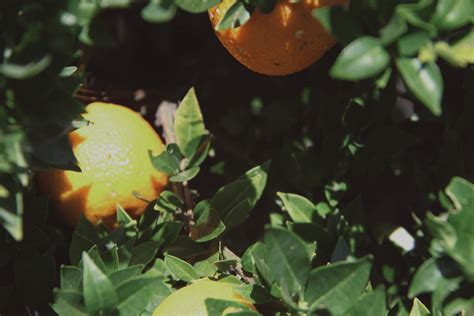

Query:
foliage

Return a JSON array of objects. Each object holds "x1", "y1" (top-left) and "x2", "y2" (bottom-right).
[{"x1": 1, "y1": 0, "x2": 473, "y2": 315}]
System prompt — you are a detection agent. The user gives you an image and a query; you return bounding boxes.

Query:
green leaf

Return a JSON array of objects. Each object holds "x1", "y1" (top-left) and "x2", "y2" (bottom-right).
[
  {"x1": 149, "y1": 146, "x2": 181, "y2": 176},
  {"x1": 82, "y1": 253, "x2": 118, "y2": 314},
  {"x1": 425, "y1": 213, "x2": 457, "y2": 249},
  {"x1": 435, "y1": 41, "x2": 469, "y2": 67},
  {"x1": 205, "y1": 298, "x2": 259, "y2": 315},
  {"x1": 379, "y1": 13, "x2": 408, "y2": 45},
  {"x1": 130, "y1": 240, "x2": 163, "y2": 266},
  {"x1": 408, "y1": 256, "x2": 461, "y2": 298},
  {"x1": 109, "y1": 265, "x2": 144, "y2": 287},
  {"x1": 69, "y1": 215, "x2": 101, "y2": 265},
  {"x1": 174, "y1": 87, "x2": 206, "y2": 158},
  {"x1": 431, "y1": 0, "x2": 472, "y2": 31},
  {"x1": 141, "y1": 0, "x2": 177, "y2": 23},
  {"x1": 174, "y1": 0, "x2": 219, "y2": 13},
  {"x1": 191, "y1": 200, "x2": 226, "y2": 242},
  {"x1": 305, "y1": 257, "x2": 372, "y2": 314},
  {"x1": 215, "y1": 1, "x2": 251, "y2": 31},
  {"x1": 212, "y1": 161, "x2": 270, "y2": 229},
  {"x1": 164, "y1": 254, "x2": 200, "y2": 282},
  {"x1": 343, "y1": 287, "x2": 387, "y2": 316},
  {"x1": 312, "y1": 7, "x2": 363, "y2": 45},
  {"x1": 263, "y1": 228, "x2": 310, "y2": 295},
  {"x1": 186, "y1": 134, "x2": 212, "y2": 168},
  {"x1": 169, "y1": 166, "x2": 200, "y2": 182},
  {"x1": 445, "y1": 177, "x2": 474, "y2": 276},
  {"x1": 52, "y1": 290, "x2": 87, "y2": 316},
  {"x1": 166, "y1": 235, "x2": 206, "y2": 260},
  {"x1": 397, "y1": 32, "x2": 431, "y2": 57},
  {"x1": 0, "y1": 55, "x2": 52, "y2": 79},
  {"x1": 396, "y1": 58, "x2": 443, "y2": 116},
  {"x1": 330, "y1": 36, "x2": 390, "y2": 81},
  {"x1": 60, "y1": 266, "x2": 83, "y2": 291},
  {"x1": 409, "y1": 298, "x2": 431, "y2": 316},
  {"x1": 154, "y1": 191, "x2": 184, "y2": 213},
  {"x1": 451, "y1": 30, "x2": 474, "y2": 64},
  {"x1": 396, "y1": 1, "x2": 437, "y2": 35},
  {"x1": 194, "y1": 252, "x2": 220, "y2": 277},
  {"x1": 117, "y1": 275, "x2": 172, "y2": 315},
  {"x1": 277, "y1": 192, "x2": 318, "y2": 223}
]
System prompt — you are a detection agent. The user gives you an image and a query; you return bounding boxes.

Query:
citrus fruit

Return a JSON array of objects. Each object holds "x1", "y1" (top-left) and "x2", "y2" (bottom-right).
[
  {"x1": 209, "y1": 0, "x2": 348, "y2": 76},
  {"x1": 153, "y1": 279, "x2": 256, "y2": 316},
  {"x1": 35, "y1": 102, "x2": 168, "y2": 227}
]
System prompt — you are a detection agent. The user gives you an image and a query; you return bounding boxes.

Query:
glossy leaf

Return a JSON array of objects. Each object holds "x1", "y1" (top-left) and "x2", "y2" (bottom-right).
[
  {"x1": 330, "y1": 36, "x2": 390, "y2": 81},
  {"x1": 277, "y1": 192, "x2": 318, "y2": 223},
  {"x1": 396, "y1": 58, "x2": 443, "y2": 116},
  {"x1": 431, "y1": 0, "x2": 472, "y2": 31}
]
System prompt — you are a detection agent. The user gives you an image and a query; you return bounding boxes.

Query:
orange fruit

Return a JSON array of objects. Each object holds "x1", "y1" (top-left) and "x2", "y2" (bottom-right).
[
  {"x1": 153, "y1": 279, "x2": 256, "y2": 316},
  {"x1": 36, "y1": 102, "x2": 168, "y2": 227},
  {"x1": 209, "y1": 0, "x2": 348, "y2": 76}
]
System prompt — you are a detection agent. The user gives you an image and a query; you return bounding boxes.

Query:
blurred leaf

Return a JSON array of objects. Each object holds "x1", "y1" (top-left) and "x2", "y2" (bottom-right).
[
  {"x1": 379, "y1": 13, "x2": 408, "y2": 45},
  {"x1": 343, "y1": 287, "x2": 387, "y2": 316},
  {"x1": 212, "y1": 161, "x2": 270, "y2": 229},
  {"x1": 263, "y1": 228, "x2": 310, "y2": 295},
  {"x1": 425, "y1": 213, "x2": 456, "y2": 249},
  {"x1": 431, "y1": 0, "x2": 472, "y2": 31},
  {"x1": 174, "y1": 0, "x2": 219, "y2": 13},
  {"x1": 82, "y1": 253, "x2": 118, "y2": 314},
  {"x1": 52, "y1": 290, "x2": 87, "y2": 315},
  {"x1": 396, "y1": 58, "x2": 443, "y2": 116},
  {"x1": 435, "y1": 41, "x2": 469, "y2": 67},
  {"x1": 277, "y1": 192, "x2": 318, "y2": 223},
  {"x1": 397, "y1": 32, "x2": 431, "y2": 57},
  {"x1": 396, "y1": 1, "x2": 437, "y2": 35},
  {"x1": 409, "y1": 298, "x2": 431, "y2": 316},
  {"x1": 174, "y1": 87, "x2": 206, "y2": 158},
  {"x1": 215, "y1": 1, "x2": 251, "y2": 31},
  {"x1": 330, "y1": 36, "x2": 390, "y2": 81},
  {"x1": 451, "y1": 30, "x2": 474, "y2": 64},
  {"x1": 331, "y1": 237, "x2": 351, "y2": 262},
  {"x1": 408, "y1": 256, "x2": 461, "y2": 298},
  {"x1": 312, "y1": 6, "x2": 363, "y2": 45},
  {"x1": 0, "y1": 56, "x2": 51, "y2": 79},
  {"x1": 141, "y1": 0, "x2": 177, "y2": 24},
  {"x1": 305, "y1": 256, "x2": 372, "y2": 314},
  {"x1": 445, "y1": 177, "x2": 474, "y2": 276},
  {"x1": 164, "y1": 254, "x2": 199, "y2": 282},
  {"x1": 60, "y1": 266, "x2": 83, "y2": 292}
]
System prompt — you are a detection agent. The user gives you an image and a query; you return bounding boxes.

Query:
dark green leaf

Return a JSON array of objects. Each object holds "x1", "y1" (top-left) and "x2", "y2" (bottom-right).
[
  {"x1": 109, "y1": 265, "x2": 144, "y2": 287},
  {"x1": 330, "y1": 37, "x2": 390, "y2": 81},
  {"x1": 312, "y1": 6, "x2": 363, "y2": 45},
  {"x1": 149, "y1": 147, "x2": 181, "y2": 176},
  {"x1": 212, "y1": 161, "x2": 270, "y2": 228},
  {"x1": 52, "y1": 290, "x2": 87, "y2": 316},
  {"x1": 60, "y1": 266, "x2": 83, "y2": 292},
  {"x1": 82, "y1": 253, "x2": 118, "y2": 314},
  {"x1": 191, "y1": 200, "x2": 226, "y2": 242},
  {"x1": 305, "y1": 257, "x2": 372, "y2": 314},
  {"x1": 379, "y1": 13, "x2": 408, "y2": 45},
  {"x1": 130, "y1": 240, "x2": 163, "y2": 266},
  {"x1": 154, "y1": 191, "x2": 184, "y2": 213},
  {"x1": 397, "y1": 32, "x2": 431, "y2": 56},
  {"x1": 263, "y1": 228, "x2": 310, "y2": 295},
  {"x1": 343, "y1": 287, "x2": 387, "y2": 316}
]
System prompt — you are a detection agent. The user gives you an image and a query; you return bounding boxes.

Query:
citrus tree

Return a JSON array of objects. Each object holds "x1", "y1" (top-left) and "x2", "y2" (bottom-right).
[{"x1": 0, "y1": 0, "x2": 473, "y2": 315}]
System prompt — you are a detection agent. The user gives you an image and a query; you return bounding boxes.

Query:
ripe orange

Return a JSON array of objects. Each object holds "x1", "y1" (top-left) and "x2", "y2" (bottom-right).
[
  {"x1": 153, "y1": 279, "x2": 256, "y2": 315},
  {"x1": 36, "y1": 102, "x2": 168, "y2": 227},
  {"x1": 209, "y1": 0, "x2": 348, "y2": 76}
]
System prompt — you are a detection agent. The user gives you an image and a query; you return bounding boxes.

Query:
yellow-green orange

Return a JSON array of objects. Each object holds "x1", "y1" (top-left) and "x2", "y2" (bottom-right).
[
  {"x1": 153, "y1": 279, "x2": 256, "y2": 316},
  {"x1": 36, "y1": 102, "x2": 168, "y2": 227},
  {"x1": 209, "y1": 0, "x2": 348, "y2": 76}
]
